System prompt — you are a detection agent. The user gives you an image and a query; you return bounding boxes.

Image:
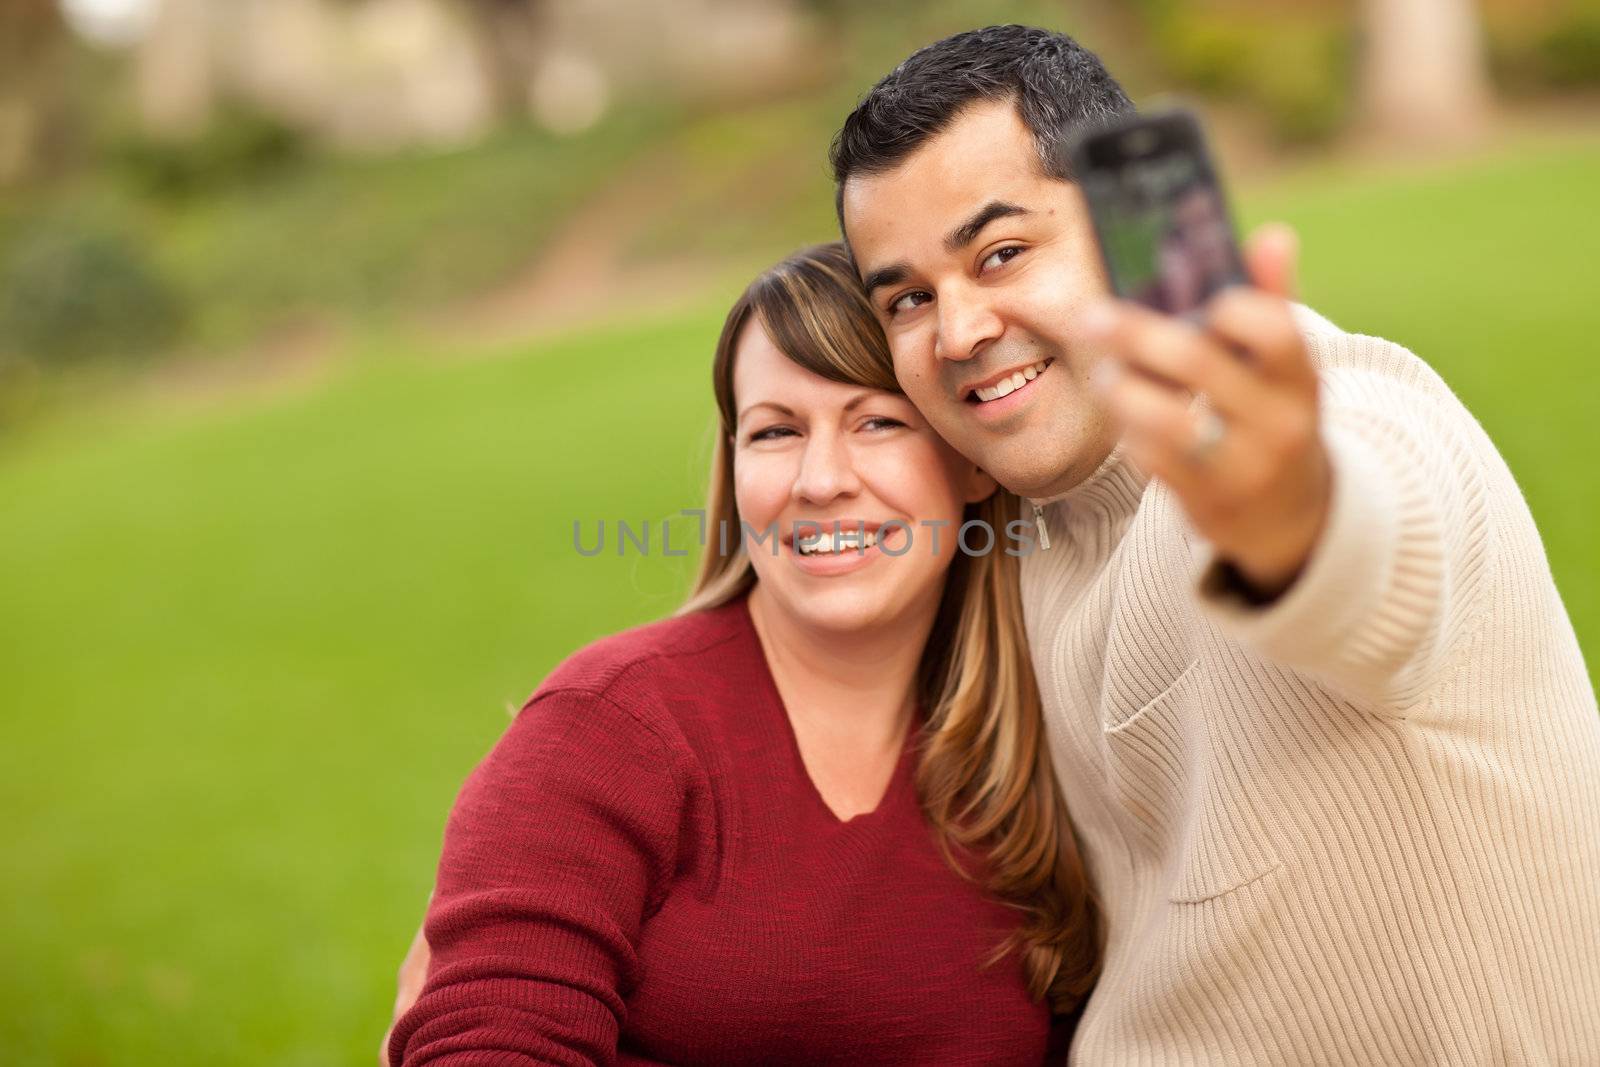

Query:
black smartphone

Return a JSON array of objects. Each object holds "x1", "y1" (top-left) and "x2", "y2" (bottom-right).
[{"x1": 1068, "y1": 107, "x2": 1248, "y2": 319}]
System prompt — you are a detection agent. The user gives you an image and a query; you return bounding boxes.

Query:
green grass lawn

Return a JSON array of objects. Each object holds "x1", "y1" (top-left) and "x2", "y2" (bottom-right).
[{"x1": 2, "y1": 134, "x2": 1596, "y2": 1065}]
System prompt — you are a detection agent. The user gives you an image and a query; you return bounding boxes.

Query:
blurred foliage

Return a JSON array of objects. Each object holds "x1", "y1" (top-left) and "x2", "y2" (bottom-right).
[
  {"x1": 1486, "y1": 0, "x2": 1600, "y2": 91},
  {"x1": 0, "y1": 0, "x2": 1086, "y2": 387},
  {"x1": 148, "y1": 108, "x2": 668, "y2": 348},
  {"x1": 0, "y1": 0, "x2": 1596, "y2": 389},
  {"x1": 0, "y1": 217, "x2": 182, "y2": 365},
  {"x1": 1135, "y1": 0, "x2": 1353, "y2": 143},
  {"x1": 110, "y1": 105, "x2": 309, "y2": 200},
  {"x1": 1132, "y1": 0, "x2": 1600, "y2": 140},
  {"x1": 0, "y1": 105, "x2": 671, "y2": 382}
]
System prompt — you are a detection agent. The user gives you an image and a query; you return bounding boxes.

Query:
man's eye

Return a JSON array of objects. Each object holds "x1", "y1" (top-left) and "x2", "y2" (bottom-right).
[
  {"x1": 981, "y1": 246, "x2": 1024, "y2": 272},
  {"x1": 889, "y1": 290, "x2": 931, "y2": 315}
]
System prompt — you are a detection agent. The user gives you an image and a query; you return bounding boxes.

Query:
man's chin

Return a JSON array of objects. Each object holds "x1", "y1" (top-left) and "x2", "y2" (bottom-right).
[
  {"x1": 957, "y1": 424, "x2": 1114, "y2": 502},
  {"x1": 963, "y1": 439, "x2": 1074, "y2": 500},
  {"x1": 995, "y1": 466, "x2": 1080, "y2": 502}
]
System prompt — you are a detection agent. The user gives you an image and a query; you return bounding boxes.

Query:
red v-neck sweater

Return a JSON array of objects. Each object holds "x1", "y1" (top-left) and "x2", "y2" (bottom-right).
[{"x1": 388, "y1": 593, "x2": 1063, "y2": 1066}]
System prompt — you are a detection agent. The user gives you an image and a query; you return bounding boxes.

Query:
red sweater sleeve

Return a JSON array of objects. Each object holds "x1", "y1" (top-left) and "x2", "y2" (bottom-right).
[{"x1": 387, "y1": 686, "x2": 686, "y2": 1067}]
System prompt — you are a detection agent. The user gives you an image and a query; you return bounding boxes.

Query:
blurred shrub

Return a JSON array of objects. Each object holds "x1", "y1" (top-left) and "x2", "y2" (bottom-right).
[
  {"x1": 139, "y1": 111, "x2": 664, "y2": 352},
  {"x1": 1542, "y1": 12, "x2": 1600, "y2": 84},
  {"x1": 111, "y1": 105, "x2": 307, "y2": 199},
  {"x1": 1487, "y1": 2, "x2": 1600, "y2": 91},
  {"x1": 0, "y1": 219, "x2": 183, "y2": 364},
  {"x1": 1139, "y1": 2, "x2": 1354, "y2": 143}
]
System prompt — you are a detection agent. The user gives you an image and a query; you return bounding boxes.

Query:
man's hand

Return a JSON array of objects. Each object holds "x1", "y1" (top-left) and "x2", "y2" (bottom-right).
[
  {"x1": 1085, "y1": 224, "x2": 1332, "y2": 601},
  {"x1": 379, "y1": 913, "x2": 433, "y2": 1066}
]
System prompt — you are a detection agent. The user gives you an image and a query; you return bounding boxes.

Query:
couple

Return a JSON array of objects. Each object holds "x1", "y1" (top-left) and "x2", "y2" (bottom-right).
[{"x1": 386, "y1": 25, "x2": 1600, "y2": 1066}]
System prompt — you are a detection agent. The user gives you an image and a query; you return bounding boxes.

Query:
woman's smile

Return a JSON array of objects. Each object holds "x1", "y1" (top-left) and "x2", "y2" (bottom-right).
[{"x1": 780, "y1": 521, "x2": 908, "y2": 577}]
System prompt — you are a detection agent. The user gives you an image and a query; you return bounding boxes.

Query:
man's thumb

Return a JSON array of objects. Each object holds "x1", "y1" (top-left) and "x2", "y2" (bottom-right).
[{"x1": 1245, "y1": 222, "x2": 1299, "y2": 300}]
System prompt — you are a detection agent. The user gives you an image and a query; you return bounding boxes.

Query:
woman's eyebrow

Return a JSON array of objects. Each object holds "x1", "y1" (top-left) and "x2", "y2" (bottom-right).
[
  {"x1": 737, "y1": 400, "x2": 794, "y2": 424},
  {"x1": 842, "y1": 391, "x2": 876, "y2": 412},
  {"x1": 738, "y1": 392, "x2": 885, "y2": 424}
]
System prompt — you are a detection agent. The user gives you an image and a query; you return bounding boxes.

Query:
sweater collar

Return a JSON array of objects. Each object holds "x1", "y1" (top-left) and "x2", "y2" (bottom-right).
[{"x1": 1024, "y1": 439, "x2": 1149, "y2": 521}]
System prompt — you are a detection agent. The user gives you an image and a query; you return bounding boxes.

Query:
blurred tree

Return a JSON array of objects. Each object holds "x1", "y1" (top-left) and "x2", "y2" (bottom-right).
[
  {"x1": 0, "y1": 0, "x2": 72, "y2": 184},
  {"x1": 457, "y1": 0, "x2": 548, "y2": 119},
  {"x1": 136, "y1": 0, "x2": 218, "y2": 140},
  {"x1": 1360, "y1": 0, "x2": 1493, "y2": 143}
]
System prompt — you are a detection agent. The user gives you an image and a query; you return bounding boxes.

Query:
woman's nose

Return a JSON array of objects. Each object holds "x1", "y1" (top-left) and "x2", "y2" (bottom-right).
[{"x1": 791, "y1": 429, "x2": 861, "y2": 505}]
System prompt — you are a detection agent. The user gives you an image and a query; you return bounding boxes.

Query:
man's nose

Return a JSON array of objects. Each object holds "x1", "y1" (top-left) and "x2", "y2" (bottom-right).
[
  {"x1": 934, "y1": 285, "x2": 1003, "y2": 363},
  {"x1": 792, "y1": 428, "x2": 861, "y2": 505}
]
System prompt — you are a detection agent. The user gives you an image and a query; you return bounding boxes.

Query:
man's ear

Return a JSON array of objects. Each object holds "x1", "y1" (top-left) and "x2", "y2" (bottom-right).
[{"x1": 963, "y1": 464, "x2": 1000, "y2": 505}]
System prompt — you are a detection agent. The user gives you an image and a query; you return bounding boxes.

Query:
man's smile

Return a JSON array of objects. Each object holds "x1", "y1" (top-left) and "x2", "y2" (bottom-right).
[{"x1": 953, "y1": 358, "x2": 1056, "y2": 409}]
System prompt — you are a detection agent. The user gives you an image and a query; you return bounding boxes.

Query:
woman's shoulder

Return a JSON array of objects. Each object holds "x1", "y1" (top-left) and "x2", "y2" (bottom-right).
[
  {"x1": 538, "y1": 595, "x2": 751, "y2": 696},
  {"x1": 479, "y1": 598, "x2": 756, "y2": 824},
  {"x1": 441, "y1": 611, "x2": 745, "y2": 939},
  {"x1": 523, "y1": 595, "x2": 757, "y2": 740}
]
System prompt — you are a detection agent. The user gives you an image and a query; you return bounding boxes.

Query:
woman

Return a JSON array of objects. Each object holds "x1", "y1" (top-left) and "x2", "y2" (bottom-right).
[{"x1": 385, "y1": 243, "x2": 1099, "y2": 1066}]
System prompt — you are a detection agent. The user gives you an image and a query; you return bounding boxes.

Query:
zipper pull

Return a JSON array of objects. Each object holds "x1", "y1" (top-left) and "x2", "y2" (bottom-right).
[{"x1": 1032, "y1": 501, "x2": 1051, "y2": 551}]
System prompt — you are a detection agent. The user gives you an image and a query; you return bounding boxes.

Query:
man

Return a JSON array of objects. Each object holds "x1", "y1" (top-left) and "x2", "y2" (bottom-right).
[{"x1": 832, "y1": 23, "x2": 1600, "y2": 1063}]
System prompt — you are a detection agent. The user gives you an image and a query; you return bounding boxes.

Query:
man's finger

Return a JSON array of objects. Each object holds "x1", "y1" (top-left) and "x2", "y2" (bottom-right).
[
  {"x1": 1244, "y1": 222, "x2": 1298, "y2": 300},
  {"x1": 1086, "y1": 301, "x2": 1271, "y2": 420},
  {"x1": 1102, "y1": 369, "x2": 1229, "y2": 492},
  {"x1": 1204, "y1": 287, "x2": 1316, "y2": 392}
]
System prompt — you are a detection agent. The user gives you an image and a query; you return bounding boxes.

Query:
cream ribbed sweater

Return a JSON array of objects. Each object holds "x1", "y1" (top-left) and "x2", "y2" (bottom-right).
[{"x1": 1021, "y1": 307, "x2": 1600, "y2": 1064}]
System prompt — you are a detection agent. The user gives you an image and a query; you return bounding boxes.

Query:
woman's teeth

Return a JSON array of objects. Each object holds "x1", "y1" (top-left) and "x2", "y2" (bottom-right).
[
  {"x1": 797, "y1": 528, "x2": 880, "y2": 556},
  {"x1": 972, "y1": 359, "x2": 1050, "y2": 402}
]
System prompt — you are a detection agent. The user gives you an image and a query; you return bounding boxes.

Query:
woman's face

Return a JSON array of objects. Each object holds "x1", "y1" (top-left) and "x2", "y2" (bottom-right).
[{"x1": 731, "y1": 315, "x2": 997, "y2": 636}]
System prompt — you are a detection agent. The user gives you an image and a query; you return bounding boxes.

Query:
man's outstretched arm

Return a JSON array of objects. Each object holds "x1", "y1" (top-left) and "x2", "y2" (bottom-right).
[{"x1": 1086, "y1": 225, "x2": 1495, "y2": 714}]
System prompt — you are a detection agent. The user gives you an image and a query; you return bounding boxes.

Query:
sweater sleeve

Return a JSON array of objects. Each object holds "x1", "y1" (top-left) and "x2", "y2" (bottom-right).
[
  {"x1": 386, "y1": 686, "x2": 686, "y2": 1067},
  {"x1": 1193, "y1": 335, "x2": 1496, "y2": 717}
]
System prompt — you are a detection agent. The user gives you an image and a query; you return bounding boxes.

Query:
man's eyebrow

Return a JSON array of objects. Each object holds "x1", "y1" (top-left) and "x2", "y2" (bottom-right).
[
  {"x1": 945, "y1": 200, "x2": 1031, "y2": 253},
  {"x1": 859, "y1": 201, "x2": 1033, "y2": 295},
  {"x1": 861, "y1": 263, "x2": 908, "y2": 296}
]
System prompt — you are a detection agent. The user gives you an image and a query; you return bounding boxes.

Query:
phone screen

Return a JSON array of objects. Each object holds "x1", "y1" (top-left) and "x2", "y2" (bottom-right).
[{"x1": 1072, "y1": 110, "x2": 1247, "y2": 317}]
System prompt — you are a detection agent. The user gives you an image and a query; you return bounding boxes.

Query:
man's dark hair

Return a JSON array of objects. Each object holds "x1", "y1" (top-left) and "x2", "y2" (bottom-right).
[{"x1": 829, "y1": 24, "x2": 1133, "y2": 225}]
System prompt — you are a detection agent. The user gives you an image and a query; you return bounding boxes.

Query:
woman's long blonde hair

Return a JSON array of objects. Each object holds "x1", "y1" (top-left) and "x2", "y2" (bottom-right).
[{"x1": 678, "y1": 242, "x2": 1099, "y2": 1015}]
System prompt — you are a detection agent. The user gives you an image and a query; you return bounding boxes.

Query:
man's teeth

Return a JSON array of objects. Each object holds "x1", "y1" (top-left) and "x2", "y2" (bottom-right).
[
  {"x1": 797, "y1": 529, "x2": 880, "y2": 556},
  {"x1": 973, "y1": 360, "x2": 1049, "y2": 402}
]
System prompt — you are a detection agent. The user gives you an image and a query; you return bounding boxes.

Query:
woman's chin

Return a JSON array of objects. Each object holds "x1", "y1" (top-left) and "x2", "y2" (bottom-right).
[
  {"x1": 777, "y1": 578, "x2": 932, "y2": 640},
  {"x1": 750, "y1": 538, "x2": 948, "y2": 639}
]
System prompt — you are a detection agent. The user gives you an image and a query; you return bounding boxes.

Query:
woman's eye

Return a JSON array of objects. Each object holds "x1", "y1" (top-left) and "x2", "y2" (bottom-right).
[
  {"x1": 980, "y1": 246, "x2": 1023, "y2": 272},
  {"x1": 861, "y1": 416, "x2": 904, "y2": 432},
  {"x1": 749, "y1": 426, "x2": 796, "y2": 443},
  {"x1": 889, "y1": 290, "x2": 931, "y2": 315}
]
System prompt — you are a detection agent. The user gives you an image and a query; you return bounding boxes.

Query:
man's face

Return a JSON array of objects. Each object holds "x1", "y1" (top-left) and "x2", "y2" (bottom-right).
[{"x1": 841, "y1": 98, "x2": 1119, "y2": 500}]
